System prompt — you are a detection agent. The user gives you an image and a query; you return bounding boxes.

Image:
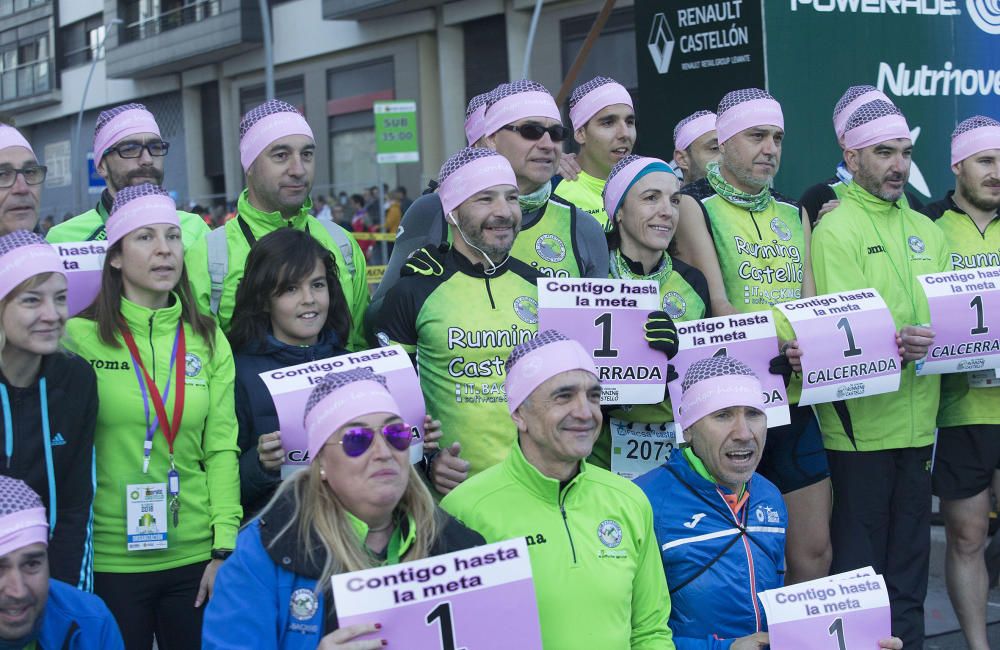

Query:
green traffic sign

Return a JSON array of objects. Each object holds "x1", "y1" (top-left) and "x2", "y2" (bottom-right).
[{"x1": 374, "y1": 100, "x2": 419, "y2": 164}]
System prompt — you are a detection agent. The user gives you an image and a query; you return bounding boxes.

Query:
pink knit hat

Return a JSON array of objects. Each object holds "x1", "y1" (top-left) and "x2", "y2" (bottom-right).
[
  {"x1": 0, "y1": 476, "x2": 48, "y2": 558},
  {"x1": 504, "y1": 330, "x2": 598, "y2": 414},
  {"x1": 951, "y1": 116, "x2": 1000, "y2": 166},
  {"x1": 0, "y1": 231, "x2": 64, "y2": 302},
  {"x1": 239, "y1": 100, "x2": 314, "y2": 172},
  {"x1": 842, "y1": 100, "x2": 911, "y2": 151},
  {"x1": 673, "y1": 110, "x2": 717, "y2": 152},
  {"x1": 0, "y1": 124, "x2": 34, "y2": 156},
  {"x1": 465, "y1": 91, "x2": 494, "y2": 146},
  {"x1": 107, "y1": 184, "x2": 179, "y2": 247},
  {"x1": 568, "y1": 76, "x2": 633, "y2": 132},
  {"x1": 715, "y1": 88, "x2": 784, "y2": 144},
  {"x1": 678, "y1": 355, "x2": 764, "y2": 430},
  {"x1": 303, "y1": 368, "x2": 402, "y2": 462},
  {"x1": 483, "y1": 80, "x2": 562, "y2": 138},
  {"x1": 832, "y1": 85, "x2": 892, "y2": 143},
  {"x1": 93, "y1": 103, "x2": 160, "y2": 167},
  {"x1": 438, "y1": 147, "x2": 518, "y2": 215}
]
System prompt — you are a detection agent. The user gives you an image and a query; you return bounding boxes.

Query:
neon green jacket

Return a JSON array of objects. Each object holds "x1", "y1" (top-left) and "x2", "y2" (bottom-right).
[
  {"x1": 64, "y1": 295, "x2": 241, "y2": 573},
  {"x1": 441, "y1": 443, "x2": 675, "y2": 649},
  {"x1": 184, "y1": 190, "x2": 369, "y2": 350},
  {"x1": 811, "y1": 182, "x2": 949, "y2": 451},
  {"x1": 47, "y1": 191, "x2": 210, "y2": 250},
  {"x1": 554, "y1": 170, "x2": 612, "y2": 232}
]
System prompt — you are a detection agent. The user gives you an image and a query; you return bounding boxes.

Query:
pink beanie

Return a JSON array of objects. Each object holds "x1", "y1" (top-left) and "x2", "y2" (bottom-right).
[
  {"x1": 0, "y1": 231, "x2": 64, "y2": 301},
  {"x1": 483, "y1": 80, "x2": 562, "y2": 138},
  {"x1": 842, "y1": 100, "x2": 911, "y2": 151},
  {"x1": 715, "y1": 88, "x2": 784, "y2": 144},
  {"x1": 568, "y1": 76, "x2": 633, "y2": 132},
  {"x1": 951, "y1": 115, "x2": 1000, "y2": 166},
  {"x1": 438, "y1": 147, "x2": 518, "y2": 215},
  {"x1": 465, "y1": 91, "x2": 494, "y2": 146},
  {"x1": 673, "y1": 110, "x2": 717, "y2": 152},
  {"x1": 505, "y1": 330, "x2": 598, "y2": 414},
  {"x1": 303, "y1": 368, "x2": 402, "y2": 462},
  {"x1": 678, "y1": 355, "x2": 765, "y2": 430},
  {"x1": 0, "y1": 124, "x2": 34, "y2": 156},
  {"x1": 93, "y1": 103, "x2": 161, "y2": 167},
  {"x1": 107, "y1": 184, "x2": 179, "y2": 247},
  {"x1": 239, "y1": 99, "x2": 314, "y2": 172},
  {"x1": 0, "y1": 476, "x2": 49, "y2": 558}
]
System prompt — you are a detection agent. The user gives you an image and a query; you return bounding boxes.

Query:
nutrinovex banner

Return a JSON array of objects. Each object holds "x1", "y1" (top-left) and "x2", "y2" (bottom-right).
[{"x1": 635, "y1": 1, "x2": 1000, "y2": 199}]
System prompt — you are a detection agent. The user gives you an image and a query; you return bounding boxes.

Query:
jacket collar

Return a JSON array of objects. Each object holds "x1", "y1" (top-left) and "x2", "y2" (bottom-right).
[
  {"x1": 119, "y1": 293, "x2": 183, "y2": 336},
  {"x1": 237, "y1": 189, "x2": 313, "y2": 236},
  {"x1": 241, "y1": 328, "x2": 344, "y2": 365},
  {"x1": 846, "y1": 179, "x2": 903, "y2": 216},
  {"x1": 448, "y1": 246, "x2": 512, "y2": 278},
  {"x1": 502, "y1": 440, "x2": 586, "y2": 503}
]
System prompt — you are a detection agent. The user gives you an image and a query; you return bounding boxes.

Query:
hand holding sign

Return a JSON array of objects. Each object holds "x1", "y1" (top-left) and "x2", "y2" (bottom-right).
[
  {"x1": 256, "y1": 432, "x2": 284, "y2": 472},
  {"x1": 776, "y1": 289, "x2": 900, "y2": 405},
  {"x1": 917, "y1": 268, "x2": 1000, "y2": 375},
  {"x1": 318, "y1": 623, "x2": 386, "y2": 650}
]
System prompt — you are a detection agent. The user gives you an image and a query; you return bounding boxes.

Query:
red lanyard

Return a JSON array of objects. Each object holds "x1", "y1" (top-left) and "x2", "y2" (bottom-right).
[{"x1": 119, "y1": 322, "x2": 186, "y2": 454}]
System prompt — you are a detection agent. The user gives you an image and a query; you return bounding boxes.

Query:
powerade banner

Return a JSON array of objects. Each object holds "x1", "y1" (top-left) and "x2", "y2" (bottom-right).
[
  {"x1": 635, "y1": 1, "x2": 1000, "y2": 199},
  {"x1": 634, "y1": 1, "x2": 765, "y2": 159}
]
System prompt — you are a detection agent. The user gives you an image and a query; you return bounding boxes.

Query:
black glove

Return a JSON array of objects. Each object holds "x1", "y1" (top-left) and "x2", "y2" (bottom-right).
[
  {"x1": 403, "y1": 244, "x2": 448, "y2": 277},
  {"x1": 768, "y1": 352, "x2": 794, "y2": 388},
  {"x1": 662, "y1": 364, "x2": 679, "y2": 402},
  {"x1": 644, "y1": 311, "x2": 679, "y2": 360}
]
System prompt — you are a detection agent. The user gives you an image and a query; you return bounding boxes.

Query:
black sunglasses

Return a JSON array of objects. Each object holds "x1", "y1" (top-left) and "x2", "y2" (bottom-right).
[{"x1": 500, "y1": 124, "x2": 570, "y2": 143}]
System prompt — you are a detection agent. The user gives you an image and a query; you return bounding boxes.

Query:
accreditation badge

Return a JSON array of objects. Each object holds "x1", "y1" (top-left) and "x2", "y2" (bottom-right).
[
  {"x1": 125, "y1": 482, "x2": 168, "y2": 551},
  {"x1": 968, "y1": 370, "x2": 1000, "y2": 389},
  {"x1": 610, "y1": 418, "x2": 677, "y2": 480}
]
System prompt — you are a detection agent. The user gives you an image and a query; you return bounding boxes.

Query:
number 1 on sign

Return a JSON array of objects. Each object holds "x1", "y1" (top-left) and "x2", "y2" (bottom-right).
[
  {"x1": 426, "y1": 601, "x2": 466, "y2": 650},
  {"x1": 593, "y1": 312, "x2": 619, "y2": 358},
  {"x1": 828, "y1": 617, "x2": 846, "y2": 650},
  {"x1": 971, "y1": 295, "x2": 989, "y2": 336},
  {"x1": 836, "y1": 318, "x2": 863, "y2": 358}
]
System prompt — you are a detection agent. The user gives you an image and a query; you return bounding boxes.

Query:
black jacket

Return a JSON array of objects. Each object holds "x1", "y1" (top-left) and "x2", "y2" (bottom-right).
[
  {"x1": 233, "y1": 330, "x2": 348, "y2": 519},
  {"x1": 0, "y1": 352, "x2": 98, "y2": 590}
]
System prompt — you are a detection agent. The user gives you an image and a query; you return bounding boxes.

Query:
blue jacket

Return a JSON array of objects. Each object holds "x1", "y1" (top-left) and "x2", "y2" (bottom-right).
[
  {"x1": 203, "y1": 486, "x2": 485, "y2": 649},
  {"x1": 233, "y1": 330, "x2": 347, "y2": 518},
  {"x1": 37, "y1": 579, "x2": 123, "y2": 649},
  {"x1": 635, "y1": 452, "x2": 786, "y2": 650}
]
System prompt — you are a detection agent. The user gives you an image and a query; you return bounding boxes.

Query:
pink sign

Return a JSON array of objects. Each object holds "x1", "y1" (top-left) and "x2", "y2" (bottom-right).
[
  {"x1": 759, "y1": 571, "x2": 891, "y2": 650},
  {"x1": 777, "y1": 289, "x2": 901, "y2": 405},
  {"x1": 331, "y1": 538, "x2": 542, "y2": 650},
  {"x1": 537, "y1": 278, "x2": 663, "y2": 404},
  {"x1": 54, "y1": 241, "x2": 106, "y2": 317},
  {"x1": 917, "y1": 268, "x2": 1000, "y2": 375},
  {"x1": 668, "y1": 312, "x2": 790, "y2": 441},
  {"x1": 259, "y1": 345, "x2": 425, "y2": 475}
]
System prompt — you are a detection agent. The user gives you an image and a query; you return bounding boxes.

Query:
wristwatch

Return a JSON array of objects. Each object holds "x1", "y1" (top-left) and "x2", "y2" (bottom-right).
[{"x1": 211, "y1": 549, "x2": 233, "y2": 561}]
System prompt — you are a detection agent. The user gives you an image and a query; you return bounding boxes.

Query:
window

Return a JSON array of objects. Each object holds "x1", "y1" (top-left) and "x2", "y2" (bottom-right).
[
  {"x1": 239, "y1": 76, "x2": 305, "y2": 118},
  {"x1": 60, "y1": 14, "x2": 106, "y2": 69},
  {"x1": 0, "y1": 30, "x2": 51, "y2": 102},
  {"x1": 327, "y1": 59, "x2": 395, "y2": 197},
  {"x1": 119, "y1": 0, "x2": 220, "y2": 43},
  {"x1": 0, "y1": 0, "x2": 47, "y2": 17}
]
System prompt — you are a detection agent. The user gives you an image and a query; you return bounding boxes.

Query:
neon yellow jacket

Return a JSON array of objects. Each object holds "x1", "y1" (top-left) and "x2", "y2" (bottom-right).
[
  {"x1": 441, "y1": 443, "x2": 675, "y2": 649},
  {"x1": 64, "y1": 295, "x2": 241, "y2": 572}
]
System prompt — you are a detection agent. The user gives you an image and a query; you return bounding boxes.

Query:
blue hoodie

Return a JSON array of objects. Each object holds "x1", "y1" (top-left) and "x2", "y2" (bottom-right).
[
  {"x1": 233, "y1": 330, "x2": 347, "y2": 518},
  {"x1": 34, "y1": 579, "x2": 124, "y2": 649}
]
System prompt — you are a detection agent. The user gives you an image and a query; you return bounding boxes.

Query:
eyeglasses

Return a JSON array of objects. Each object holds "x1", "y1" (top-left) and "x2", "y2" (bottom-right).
[
  {"x1": 0, "y1": 166, "x2": 47, "y2": 188},
  {"x1": 500, "y1": 124, "x2": 570, "y2": 143},
  {"x1": 104, "y1": 141, "x2": 170, "y2": 159},
  {"x1": 338, "y1": 422, "x2": 412, "y2": 457}
]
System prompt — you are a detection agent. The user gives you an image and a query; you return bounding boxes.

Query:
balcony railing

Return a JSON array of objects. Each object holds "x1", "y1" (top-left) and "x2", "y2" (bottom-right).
[
  {"x1": 121, "y1": 0, "x2": 221, "y2": 44},
  {"x1": 0, "y1": 58, "x2": 51, "y2": 103}
]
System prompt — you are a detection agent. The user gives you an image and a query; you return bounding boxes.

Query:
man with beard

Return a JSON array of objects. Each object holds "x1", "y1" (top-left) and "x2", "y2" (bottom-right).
[
  {"x1": 0, "y1": 476, "x2": 123, "y2": 649},
  {"x1": 0, "y1": 124, "x2": 44, "y2": 235},
  {"x1": 552, "y1": 76, "x2": 636, "y2": 232},
  {"x1": 185, "y1": 99, "x2": 369, "y2": 349},
  {"x1": 672, "y1": 88, "x2": 832, "y2": 587},
  {"x1": 672, "y1": 110, "x2": 719, "y2": 188},
  {"x1": 374, "y1": 147, "x2": 541, "y2": 491},
  {"x1": 811, "y1": 100, "x2": 949, "y2": 648},
  {"x1": 367, "y1": 80, "x2": 608, "y2": 336},
  {"x1": 920, "y1": 115, "x2": 1000, "y2": 650},
  {"x1": 47, "y1": 103, "x2": 209, "y2": 247}
]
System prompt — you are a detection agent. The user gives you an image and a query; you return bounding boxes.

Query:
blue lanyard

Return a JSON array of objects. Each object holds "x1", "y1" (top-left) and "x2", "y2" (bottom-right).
[{"x1": 124, "y1": 323, "x2": 182, "y2": 474}]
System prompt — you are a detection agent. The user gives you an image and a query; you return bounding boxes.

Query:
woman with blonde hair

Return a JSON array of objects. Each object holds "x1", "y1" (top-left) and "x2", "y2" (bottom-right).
[
  {"x1": 64, "y1": 184, "x2": 240, "y2": 649},
  {"x1": 0, "y1": 230, "x2": 98, "y2": 591},
  {"x1": 204, "y1": 367, "x2": 484, "y2": 649}
]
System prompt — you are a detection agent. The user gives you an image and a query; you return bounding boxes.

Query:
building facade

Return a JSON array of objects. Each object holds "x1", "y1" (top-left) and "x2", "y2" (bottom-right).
[{"x1": 1, "y1": 0, "x2": 637, "y2": 220}]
